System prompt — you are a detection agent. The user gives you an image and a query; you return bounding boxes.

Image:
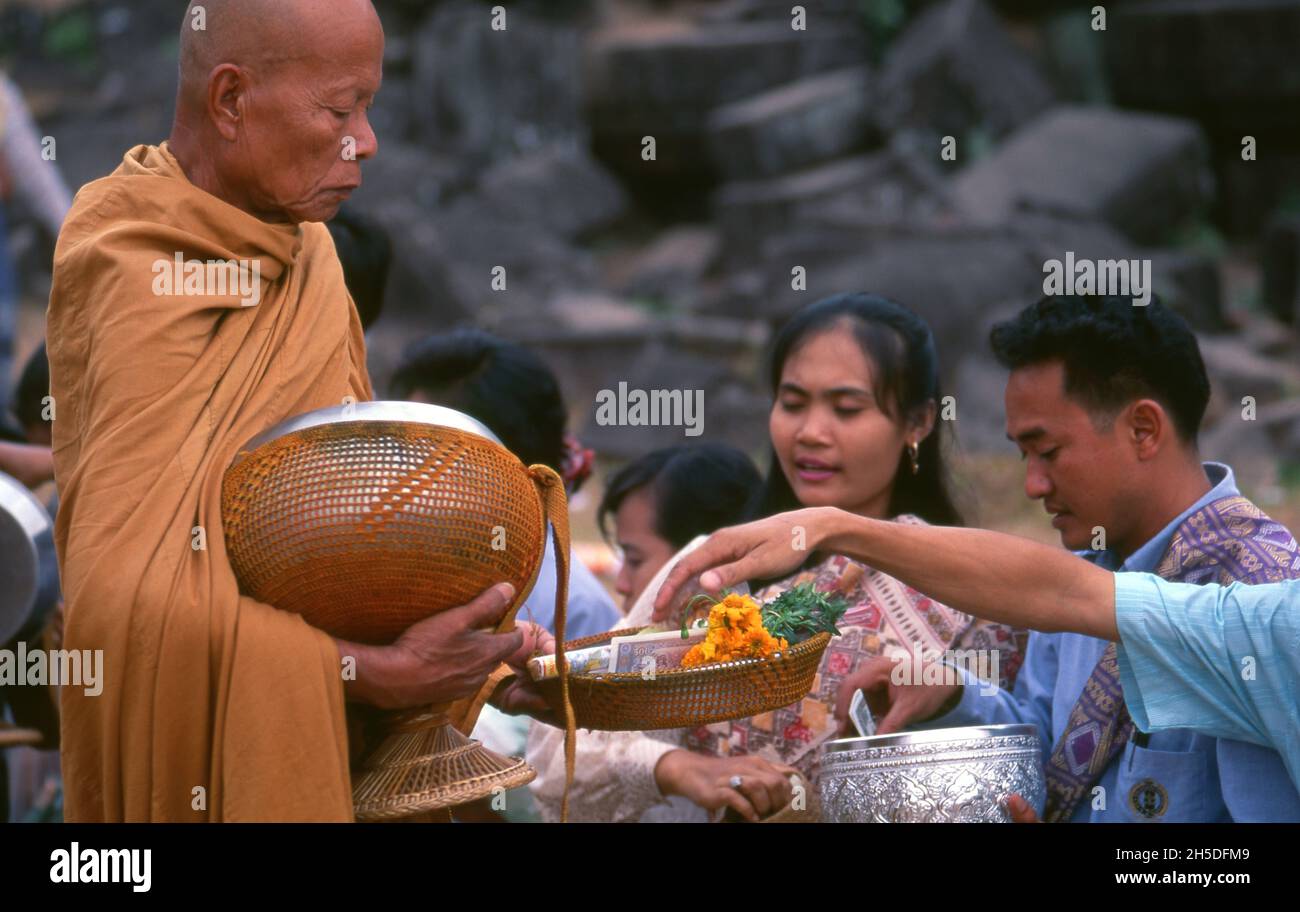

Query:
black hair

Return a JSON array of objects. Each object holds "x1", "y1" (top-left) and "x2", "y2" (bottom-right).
[
  {"x1": 988, "y1": 294, "x2": 1209, "y2": 444},
  {"x1": 13, "y1": 342, "x2": 49, "y2": 434},
  {"x1": 597, "y1": 444, "x2": 763, "y2": 550},
  {"x1": 327, "y1": 207, "x2": 391, "y2": 332},
  {"x1": 389, "y1": 328, "x2": 568, "y2": 471},
  {"x1": 751, "y1": 292, "x2": 963, "y2": 526}
]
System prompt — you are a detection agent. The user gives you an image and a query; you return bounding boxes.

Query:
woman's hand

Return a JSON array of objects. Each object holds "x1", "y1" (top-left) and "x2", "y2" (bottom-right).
[
  {"x1": 652, "y1": 508, "x2": 842, "y2": 623},
  {"x1": 654, "y1": 750, "x2": 800, "y2": 822}
]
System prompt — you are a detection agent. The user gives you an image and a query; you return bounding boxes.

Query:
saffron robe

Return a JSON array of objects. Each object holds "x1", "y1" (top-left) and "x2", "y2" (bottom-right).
[{"x1": 48, "y1": 142, "x2": 372, "y2": 821}]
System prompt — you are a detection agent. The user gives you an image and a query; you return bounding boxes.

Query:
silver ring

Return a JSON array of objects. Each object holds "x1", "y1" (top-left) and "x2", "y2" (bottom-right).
[{"x1": 729, "y1": 775, "x2": 743, "y2": 790}]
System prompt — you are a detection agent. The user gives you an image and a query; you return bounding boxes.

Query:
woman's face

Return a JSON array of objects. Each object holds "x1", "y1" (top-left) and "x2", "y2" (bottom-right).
[
  {"x1": 611, "y1": 487, "x2": 678, "y2": 614},
  {"x1": 769, "y1": 326, "x2": 922, "y2": 519}
]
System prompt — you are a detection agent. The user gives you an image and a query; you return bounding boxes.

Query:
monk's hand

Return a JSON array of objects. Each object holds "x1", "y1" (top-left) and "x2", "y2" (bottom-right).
[
  {"x1": 651, "y1": 507, "x2": 839, "y2": 623},
  {"x1": 343, "y1": 582, "x2": 524, "y2": 709},
  {"x1": 832, "y1": 655, "x2": 963, "y2": 736},
  {"x1": 1004, "y1": 794, "x2": 1041, "y2": 823}
]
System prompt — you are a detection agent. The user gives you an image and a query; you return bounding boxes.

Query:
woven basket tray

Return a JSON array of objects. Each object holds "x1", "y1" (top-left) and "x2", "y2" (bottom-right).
[{"x1": 536, "y1": 627, "x2": 831, "y2": 731}]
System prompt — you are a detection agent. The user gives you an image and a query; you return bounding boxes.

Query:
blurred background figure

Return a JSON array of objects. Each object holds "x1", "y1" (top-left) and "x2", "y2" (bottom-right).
[
  {"x1": 9, "y1": 340, "x2": 51, "y2": 447},
  {"x1": 597, "y1": 443, "x2": 762, "y2": 613},
  {"x1": 327, "y1": 205, "x2": 391, "y2": 334},
  {"x1": 0, "y1": 69, "x2": 70, "y2": 410},
  {"x1": 1, "y1": 340, "x2": 60, "y2": 822},
  {"x1": 0, "y1": 342, "x2": 55, "y2": 489}
]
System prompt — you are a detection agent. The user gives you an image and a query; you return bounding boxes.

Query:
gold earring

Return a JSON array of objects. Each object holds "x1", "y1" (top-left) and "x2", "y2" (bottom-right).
[{"x1": 908, "y1": 441, "x2": 920, "y2": 475}]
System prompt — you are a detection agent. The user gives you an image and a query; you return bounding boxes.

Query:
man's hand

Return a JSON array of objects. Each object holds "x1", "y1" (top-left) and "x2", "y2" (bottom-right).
[
  {"x1": 652, "y1": 508, "x2": 840, "y2": 623},
  {"x1": 654, "y1": 751, "x2": 800, "y2": 822},
  {"x1": 340, "y1": 582, "x2": 524, "y2": 709},
  {"x1": 1004, "y1": 794, "x2": 1040, "y2": 823},
  {"x1": 832, "y1": 655, "x2": 962, "y2": 736}
]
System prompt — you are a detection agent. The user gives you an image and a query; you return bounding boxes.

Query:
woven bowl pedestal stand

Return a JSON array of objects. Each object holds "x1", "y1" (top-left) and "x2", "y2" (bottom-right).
[{"x1": 351, "y1": 706, "x2": 535, "y2": 821}]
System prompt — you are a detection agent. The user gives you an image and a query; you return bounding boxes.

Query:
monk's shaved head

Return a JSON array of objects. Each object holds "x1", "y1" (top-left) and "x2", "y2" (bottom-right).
[
  {"x1": 170, "y1": 0, "x2": 383, "y2": 224},
  {"x1": 178, "y1": 0, "x2": 380, "y2": 107}
]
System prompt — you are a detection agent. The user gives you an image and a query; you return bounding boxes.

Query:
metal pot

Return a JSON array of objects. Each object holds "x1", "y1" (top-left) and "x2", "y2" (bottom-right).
[
  {"x1": 0, "y1": 471, "x2": 59, "y2": 646},
  {"x1": 233, "y1": 400, "x2": 504, "y2": 454},
  {"x1": 817, "y1": 724, "x2": 1045, "y2": 823}
]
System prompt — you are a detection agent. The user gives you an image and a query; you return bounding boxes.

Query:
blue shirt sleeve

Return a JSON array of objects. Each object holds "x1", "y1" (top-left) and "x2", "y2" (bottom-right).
[{"x1": 1113, "y1": 572, "x2": 1300, "y2": 787}]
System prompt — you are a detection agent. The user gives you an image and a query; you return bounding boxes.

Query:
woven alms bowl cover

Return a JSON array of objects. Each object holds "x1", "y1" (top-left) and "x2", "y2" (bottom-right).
[{"x1": 221, "y1": 402, "x2": 547, "y2": 645}]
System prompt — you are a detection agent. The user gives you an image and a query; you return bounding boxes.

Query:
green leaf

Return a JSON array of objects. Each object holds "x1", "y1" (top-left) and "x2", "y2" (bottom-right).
[{"x1": 760, "y1": 583, "x2": 849, "y2": 644}]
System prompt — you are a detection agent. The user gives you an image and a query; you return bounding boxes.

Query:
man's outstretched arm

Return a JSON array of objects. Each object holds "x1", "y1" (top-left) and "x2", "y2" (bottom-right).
[{"x1": 654, "y1": 507, "x2": 1117, "y2": 639}]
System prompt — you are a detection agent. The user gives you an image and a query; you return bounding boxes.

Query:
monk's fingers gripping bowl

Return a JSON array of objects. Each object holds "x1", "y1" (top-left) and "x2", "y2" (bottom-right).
[{"x1": 221, "y1": 402, "x2": 548, "y2": 645}]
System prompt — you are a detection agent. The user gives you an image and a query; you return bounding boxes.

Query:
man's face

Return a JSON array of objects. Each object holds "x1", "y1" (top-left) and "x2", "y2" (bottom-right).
[
  {"x1": 1004, "y1": 361, "x2": 1135, "y2": 552},
  {"x1": 230, "y1": 11, "x2": 383, "y2": 223}
]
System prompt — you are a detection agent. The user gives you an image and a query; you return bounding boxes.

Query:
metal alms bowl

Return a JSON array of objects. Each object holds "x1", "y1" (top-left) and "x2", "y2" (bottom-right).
[
  {"x1": 817, "y1": 724, "x2": 1045, "y2": 823},
  {"x1": 220, "y1": 401, "x2": 549, "y2": 646},
  {"x1": 0, "y1": 471, "x2": 58, "y2": 646}
]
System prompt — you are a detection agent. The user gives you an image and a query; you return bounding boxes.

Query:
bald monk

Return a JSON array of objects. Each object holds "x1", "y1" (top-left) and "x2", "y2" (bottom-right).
[{"x1": 47, "y1": 0, "x2": 550, "y2": 822}]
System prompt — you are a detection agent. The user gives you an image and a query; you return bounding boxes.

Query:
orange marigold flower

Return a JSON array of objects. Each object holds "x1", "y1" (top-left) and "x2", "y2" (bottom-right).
[{"x1": 679, "y1": 595, "x2": 786, "y2": 668}]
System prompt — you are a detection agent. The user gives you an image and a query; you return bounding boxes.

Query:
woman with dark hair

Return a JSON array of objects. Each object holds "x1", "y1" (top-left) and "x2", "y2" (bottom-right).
[
  {"x1": 750, "y1": 292, "x2": 961, "y2": 527},
  {"x1": 528, "y1": 293, "x2": 1025, "y2": 822},
  {"x1": 598, "y1": 444, "x2": 762, "y2": 614}
]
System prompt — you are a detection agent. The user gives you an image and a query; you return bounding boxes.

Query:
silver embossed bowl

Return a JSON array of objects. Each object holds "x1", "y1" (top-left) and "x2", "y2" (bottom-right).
[{"x1": 817, "y1": 724, "x2": 1044, "y2": 823}]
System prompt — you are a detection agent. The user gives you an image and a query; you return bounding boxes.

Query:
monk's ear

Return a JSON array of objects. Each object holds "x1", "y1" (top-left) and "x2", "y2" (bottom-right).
[
  {"x1": 207, "y1": 64, "x2": 246, "y2": 142},
  {"x1": 1127, "y1": 399, "x2": 1167, "y2": 460}
]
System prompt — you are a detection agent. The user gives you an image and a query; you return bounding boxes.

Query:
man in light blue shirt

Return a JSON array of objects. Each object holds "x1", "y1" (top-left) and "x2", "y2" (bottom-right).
[
  {"x1": 928, "y1": 464, "x2": 1247, "y2": 820},
  {"x1": 654, "y1": 514, "x2": 1300, "y2": 798},
  {"x1": 1114, "y1": 573, "x2": 1300, "y2": 790},
  {"x1": 924, "y1": 296, "x2": 1297, "y2": 822}
]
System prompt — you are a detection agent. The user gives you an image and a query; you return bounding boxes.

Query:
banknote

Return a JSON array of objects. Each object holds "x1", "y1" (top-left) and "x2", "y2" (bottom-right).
[
  {"x1": 849, "y1": 688, "x2": 877, "y2": 738},
  {"x1": 609, "y1": 621, "x2": 707, "y2": 675},
  {"x1": 526, "y1": 643, "x2": 613, "y2": 681}
]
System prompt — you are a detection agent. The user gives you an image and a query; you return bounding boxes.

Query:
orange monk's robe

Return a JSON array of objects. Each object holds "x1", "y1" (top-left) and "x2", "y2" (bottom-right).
[{"x1": 47, "y1": 143, "x2": 373, "y2": 821}]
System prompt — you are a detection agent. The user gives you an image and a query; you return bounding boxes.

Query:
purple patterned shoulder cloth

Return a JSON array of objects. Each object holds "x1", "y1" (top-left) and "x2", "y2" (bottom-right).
[{"x1": 1155, "y1": 495, "x2": 1300, "y2": 586}]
